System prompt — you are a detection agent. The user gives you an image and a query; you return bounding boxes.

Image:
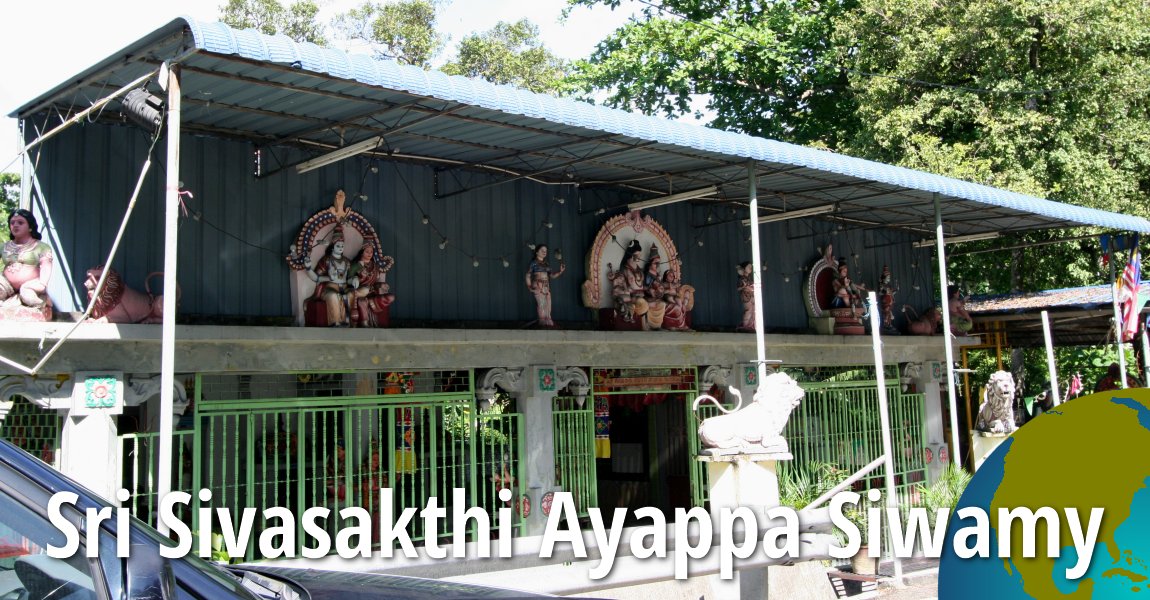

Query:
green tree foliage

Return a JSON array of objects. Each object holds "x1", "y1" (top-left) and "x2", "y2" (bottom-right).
[
  {"x1": 836, "y1": 0, "x2": 1150, "y2": 292},
  {"x1": 220, "y1": 0, "x2": 328, "y2": 45},
  {"x1": 332, "y1": 0, "x2": 446, "y2": 68},
  {"x1": 568, "y1": 0, "x2": 1150, "y2": 294},
  {"x1": 565, "y1": 0, "x2": 860, "y2": 146},
  {"x1": 0, "y1": 174, "x2": 18, "y2": 234},
  {"x1": 441, "y1": 19, "x2": 568, "y2": 94}
]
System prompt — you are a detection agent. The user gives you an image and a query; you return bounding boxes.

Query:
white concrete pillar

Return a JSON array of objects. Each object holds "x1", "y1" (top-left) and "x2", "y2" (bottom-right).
[
  {"x1": 918, "y1": 363, "x2": 948, "y2": 482},
  {"x1": 61, "y1": 412, "x2": 121, "y2": 503},
  {"x1": 702, "y1": 453, "x2": 790, "y2": 600}
]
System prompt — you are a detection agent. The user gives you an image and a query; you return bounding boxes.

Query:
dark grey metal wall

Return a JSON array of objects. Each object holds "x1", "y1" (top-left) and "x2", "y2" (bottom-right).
[{"x1": 28, "y1": 123, "x2": 936, "y2": 330}]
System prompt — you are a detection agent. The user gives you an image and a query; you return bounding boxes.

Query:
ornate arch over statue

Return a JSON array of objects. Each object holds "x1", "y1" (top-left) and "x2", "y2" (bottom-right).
[
  {"x1": 802, "y1": 243, "x2": 864, "y2": 335},
  {"x1": 581, "y1": 211, "x2": 694, "y2": 331},
  {"x1": 286, "y1": 190, "x2": 395, "y2": 327}
]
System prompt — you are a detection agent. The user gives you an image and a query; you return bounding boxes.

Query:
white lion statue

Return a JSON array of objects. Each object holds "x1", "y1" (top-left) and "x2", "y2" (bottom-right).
[
  {"x1": 692, "y1": 371, "x2": 803, "y2": 455},
  {"x1": 976, "y1": 370, "x2": 1017, "y2": 434}
]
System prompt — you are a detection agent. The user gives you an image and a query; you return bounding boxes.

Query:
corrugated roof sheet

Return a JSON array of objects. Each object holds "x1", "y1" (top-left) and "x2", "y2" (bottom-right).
[
  {"x1": 13, "y1": 17, "x2": 1150, "y2": 236},
  {"x1": 968, "y1": 281, "x2": 1150, "y2": 313}
]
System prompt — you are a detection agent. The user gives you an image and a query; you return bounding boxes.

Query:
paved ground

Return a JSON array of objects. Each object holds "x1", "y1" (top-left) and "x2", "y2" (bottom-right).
[{"x1": 875, "y1": 557, "x2": 938, "y2": 600}]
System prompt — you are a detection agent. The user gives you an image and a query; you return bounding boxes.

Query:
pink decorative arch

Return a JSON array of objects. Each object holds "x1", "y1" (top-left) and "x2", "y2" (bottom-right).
[{"x1": 581, "y1": 211, "x2": 681, "y2": 309}]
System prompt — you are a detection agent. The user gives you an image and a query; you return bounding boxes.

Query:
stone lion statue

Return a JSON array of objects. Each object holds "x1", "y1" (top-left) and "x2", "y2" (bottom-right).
[
  {"x1": 85, "y1": 267, "x2": 172, "y2": 324},
  {"x1": 976, "y1": 370, "x2": 1017, "y2": 434},
  {"x1": 692, "y1": 371, "x2": 803, "y2": 455}
]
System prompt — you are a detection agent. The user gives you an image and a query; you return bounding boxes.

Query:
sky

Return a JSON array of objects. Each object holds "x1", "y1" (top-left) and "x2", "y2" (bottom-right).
[{"x1": 0, "y1": 0, "x2": 637, "y2": 174}]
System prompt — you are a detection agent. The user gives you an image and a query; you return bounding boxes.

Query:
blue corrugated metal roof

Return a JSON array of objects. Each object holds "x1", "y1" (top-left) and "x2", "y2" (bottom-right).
[
  {"x1": 178, "y1": 19, "x2": 1149, "y2": 234},
  {"x1": 13, "y1": 17, "x2": 1150, "y2": 236}
]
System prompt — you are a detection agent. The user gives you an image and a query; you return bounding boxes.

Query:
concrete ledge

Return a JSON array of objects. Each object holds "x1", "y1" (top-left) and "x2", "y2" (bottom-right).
[{"x1": 0, "y1": 323, "x2": 963, "y2": 375}]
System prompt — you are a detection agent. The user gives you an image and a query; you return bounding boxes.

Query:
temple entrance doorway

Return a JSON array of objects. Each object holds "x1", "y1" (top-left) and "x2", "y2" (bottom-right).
[{"x1": 590, "y1": 368, "x2": 698, "y2": 520}]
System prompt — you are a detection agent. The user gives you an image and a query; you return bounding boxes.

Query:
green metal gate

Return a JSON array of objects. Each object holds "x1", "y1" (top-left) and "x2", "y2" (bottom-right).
[
  {"x1": 689, "y1": 366, "x2": 928, "y2": 510},
  {"x1": 552, "y1": 395, "x2": 596, "y2": 517},
  {"x1": 123, "y1": 370, "x2": 525, "y2": 561},
  {"x1": 0, "y1": 395, "x2": 61, "y2": 465}
]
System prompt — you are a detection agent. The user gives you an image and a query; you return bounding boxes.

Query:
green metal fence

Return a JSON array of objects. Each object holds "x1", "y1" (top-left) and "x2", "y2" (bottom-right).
[
  {"x1": 121, "y1": 430, "x2": 197, "y2": 524},
  {"x1": 552, "y1": 396, "x2": 596, "y2": 516},
  {"x1": 120, "y1": 370, "x2": 525, "y2": 561},
  {"x1": 689, "y1": 366, "x2": 927, "y2": 512},
  {"x1": 0, "y1": 395, "x2": 61, "y2": 465}
]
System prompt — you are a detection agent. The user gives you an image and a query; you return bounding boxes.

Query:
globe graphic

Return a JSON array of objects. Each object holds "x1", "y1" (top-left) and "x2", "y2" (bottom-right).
[{"x1": 939, "y1": 389, "x2": 1150, "y2": 599}]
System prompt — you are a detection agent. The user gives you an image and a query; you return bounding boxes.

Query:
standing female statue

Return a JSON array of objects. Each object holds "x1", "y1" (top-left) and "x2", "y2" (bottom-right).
[
  {"x1": 1, "y1": 209, "x2": 53, "y2": 312},
  {"x1": 525, "y1": 244, "x2": 565, "y2": 327},
  {"x1": 736, "y1": 261, "x2": 756, "y2": 332}
]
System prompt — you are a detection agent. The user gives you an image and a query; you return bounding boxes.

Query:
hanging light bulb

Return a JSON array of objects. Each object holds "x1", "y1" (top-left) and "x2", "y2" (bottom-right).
[
  {"x1": 370, "y1": 164, "x2": 379, "y2": 174},
  {"x1": 555, "y1": 196, "x2": 565, "y2": 205},
  {"x1": 596, "y1": 208, "x2": 606, "y2": 215},
  {"x1": 501, "y1": 257, "x2": 510, "y2": 268},
  {"x1": 527, "y1": 243, "x2": 536, "y2": 250},
  {"x1": 439, "y1": 239, "x2": 448, "y2": 250},
  {"x1": 543, "y1": 220, "x2": 553, "y2": 229},
  {"x1": 555, "y1": 249, "x2": 563, "y2": 262},
  {"x1": 473, "y1": 258, "x2": 480, "y2": 267},
  {"x1": 358, "y1": 194, "x2": 368, "y2": 201},
  {"x1": 696, "y1": 238, "x2": 704, "y2": 247},
  {"x1": 784, "y1": 274, "x2": 791, "y2": 282},
  {"x1": 421, "y1": 215, "x2": 430, "y2": 225}
]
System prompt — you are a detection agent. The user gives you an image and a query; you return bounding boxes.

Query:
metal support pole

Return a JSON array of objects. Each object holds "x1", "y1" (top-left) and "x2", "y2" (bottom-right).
[
  {"x1": 748, "y1": 162, "x2": 768, "y2": 384},
  {"x1": 933, "y1": 193, "x2": 961, "y2": 466},
  {"x1": 1042, "y1": 311, "x2": 1061, "y2": 406},
  {"x1": 1142, "y1": 326, "x2": 1150, "y2": 387},
  {"x1": 868, "y1": 291, "x2": 903, "y2": 585},
  {"x1": 1110, "y1": 260, "x2": 1129, "y2": 389},
  {"x1": 157, "y1": 64, "x2": 181, "y2": 535}
]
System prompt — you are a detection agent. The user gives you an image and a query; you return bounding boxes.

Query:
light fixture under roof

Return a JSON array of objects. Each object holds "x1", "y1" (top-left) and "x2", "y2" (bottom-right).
[
  {"x1": 296, "y1": 136, "x2": 383, "y2": 174},
  {"x1": 912, "y1": 231, "x2": 1000, "y2": 248},
  {"x1": 742, "y1": 204, "x2": 835, "y2": 225},
  {"x1": 627, "y1": 186, "x2": 718, "y2": 211}
]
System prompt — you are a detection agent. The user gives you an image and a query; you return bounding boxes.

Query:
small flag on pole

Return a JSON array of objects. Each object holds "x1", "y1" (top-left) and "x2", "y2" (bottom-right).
[
  {"x1": 1118, "y1": 237, "x2": 1145, "y2": 343},
  {"x1": 1068, "y1": 372, "x2": 1083, "y2": 397}
]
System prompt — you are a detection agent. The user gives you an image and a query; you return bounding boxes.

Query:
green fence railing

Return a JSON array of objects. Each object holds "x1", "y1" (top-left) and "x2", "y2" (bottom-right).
[
  {"x1": 553, "y1": 396, "x2": 596, "y2": 517},
  {"x1": 0, "y1": 395, "x2": 61, "y2": 465},
  {"x1": 689, "y1": 367, "x2": 927, "y2": 513},
  {"x1": 119, "y1": 370, "x2": 525, "y2": 562},
  {"x1": 121, "y1": 430, "x2": 197, "y2": 524}
]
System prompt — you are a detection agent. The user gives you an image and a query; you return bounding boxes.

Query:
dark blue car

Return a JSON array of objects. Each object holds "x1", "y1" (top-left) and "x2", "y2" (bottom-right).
[{"x1": 0, "y1": 437, "x2": 548, "y2": 599}]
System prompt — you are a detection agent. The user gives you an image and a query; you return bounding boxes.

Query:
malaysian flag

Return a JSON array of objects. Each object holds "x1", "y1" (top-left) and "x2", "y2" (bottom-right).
[
  {"x1": 1118, "y1": 237, "x2": 1144, "y2": 343},
  {"x1": 1067, "y1": 372, "x2": 1083, "y2": 397}
]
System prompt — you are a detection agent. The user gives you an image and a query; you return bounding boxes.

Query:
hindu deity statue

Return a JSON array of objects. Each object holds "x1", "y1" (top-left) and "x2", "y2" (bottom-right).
[
  {"x1": 736, "y1": 261, "x2": 756, "y2": 333},
  {"x1": 948, "y1": 285, "x2": 973, "y2": 336},
  {"x1": 306, "y1": 230, "x2": 353, "y2": 327},
  {"x1": 831, "y1": 259, "x2": 864, "y2": 310},
  {"x1": 878, "y1": 265, "x2": 899, "y2": 334},
  {"x1": 348, "y1": 241, "x2": 395, "y2": 328},
  {"x1": 525, "y1": 244, "x2": 565, "y2": 327},
  {"x1": 655, "y1": 268, "x2": 694, "y2": 331},
  {"x1": 0, "y1": 209, "x2": 54, "y2": 321}
]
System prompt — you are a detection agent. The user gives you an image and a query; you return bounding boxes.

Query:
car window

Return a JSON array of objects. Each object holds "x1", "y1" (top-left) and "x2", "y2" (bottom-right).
[{"x1": 0, "y1": 490, "x2": 98, "y2": 600}]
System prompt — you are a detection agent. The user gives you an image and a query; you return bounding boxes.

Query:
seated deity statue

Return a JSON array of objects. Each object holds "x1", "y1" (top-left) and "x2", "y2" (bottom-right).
[{"x1": 0, "y1": 209, "x2": 54, "y2": 321}]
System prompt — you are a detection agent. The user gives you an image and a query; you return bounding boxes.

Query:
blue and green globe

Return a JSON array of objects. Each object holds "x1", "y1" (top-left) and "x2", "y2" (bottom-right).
[{"x1": 939, "y1": 389, "x2": 1150, "y2": 598}]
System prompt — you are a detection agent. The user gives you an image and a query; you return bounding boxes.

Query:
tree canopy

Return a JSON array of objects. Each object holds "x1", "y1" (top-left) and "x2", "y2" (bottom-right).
[
  {"x1": 220, "y1": 0, "x2": 328, "y2": 45},
  {"x1": 332, "y1": 0, "x2": 445, "y2": 68},
  {"x1": 441, "y1": 19, "x2": 567, "y2": 94},
  {"x1": 567, "y1": 0, "x2": 1150, "y2": 295},
  {"x1": 219, "y1": 0, "x2": 568, "y2": 89}
]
